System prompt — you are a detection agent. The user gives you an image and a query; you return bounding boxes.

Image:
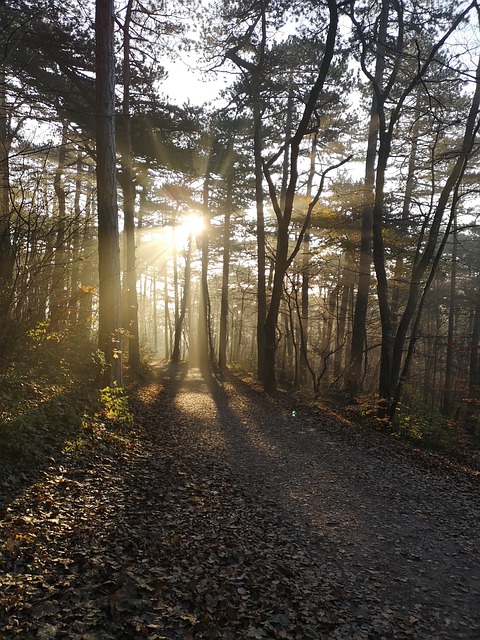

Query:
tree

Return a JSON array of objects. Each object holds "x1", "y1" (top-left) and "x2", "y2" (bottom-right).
[
  {"x1": 221, "y1": 0, "x2": 269, "y2": 380},
  {"x1": 218, "y1": 135, "x2": 235, "y2": 370},
  {"x1": 346, "y1": 0, "x2": 389, "y2": 396},
  {"x1": 95, "y1": 0, "x2": 123, "y2": 387},
  {"x1": 350, "y1": 0, "x2": 478, "y2": 414},
  {"x1": 261, "y1": 0, "x2": 342, "y2": 392},
  {"x1": 119, "y1": 0, "x2": 141, "y2": 376}
]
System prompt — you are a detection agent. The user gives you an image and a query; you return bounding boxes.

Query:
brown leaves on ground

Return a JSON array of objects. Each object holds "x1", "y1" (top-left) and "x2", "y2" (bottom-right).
[{"x1": 1, "y1": 365, "x2": 480, "y2": 639}]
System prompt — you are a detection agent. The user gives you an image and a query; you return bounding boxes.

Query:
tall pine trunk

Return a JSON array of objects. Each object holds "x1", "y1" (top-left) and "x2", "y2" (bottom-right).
[
  {"x1": 197, "y1": 175, "x2": 211, "y2": 367},
  {"x1": 95, "y1": 0, "x2": 123, "y2": 387},
  {"x1": 298, "y1": 134, "x2": 317, "y2": 387},
  {"x1": 0, "y1": 62, "x2": 13, "y2": 288},
  {"x1": 120, "y1": 0, "x2": 141, "y2": 375},
  {"x1": 218, "y1": 142, "x2": 234, "y2": 370},
  {"x1": 253, "y1": 78, "x2": 267, "y2": 381},
  {"x1": 50, "y1": 120, "x2": 68, "y2": 329},
  {"x1": 442, "y1": 214, "x2": 458, "y2": 416},
  {"x1": 171, "y1": 239, "x2": 192, "y2": 363}
]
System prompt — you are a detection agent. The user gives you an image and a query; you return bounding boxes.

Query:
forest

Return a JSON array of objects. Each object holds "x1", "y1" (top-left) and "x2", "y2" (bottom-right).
[
  {"x1": 3, "y1": 2, "x2": 480, "y2": 639},
  {"x1": 2, "y1": 0, "x2": 480, "y2": 457}
]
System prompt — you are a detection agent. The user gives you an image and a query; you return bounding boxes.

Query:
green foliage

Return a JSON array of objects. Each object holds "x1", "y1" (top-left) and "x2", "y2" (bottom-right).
[
  {"x1": 393, "y1": 405, "x2": 450, "y2": 451},
  {"x1": 0, "y1": 362, "x2": 94, "y2": 486},
  {"x1": 100, "y1": 384, "x2": 134, "y2": 429},
  {"x1": 0, "y1": 323, "x2": 134, "y2": 492},
  {"x1": 347, "y1": 392, "x2": 452, "y2": 452},
  {"x1": 61, "y1": 384, "x2": 134, "y2": 456},
  {"x1": 26, "y1": 321, "x2": 63, "y2": 346},
  {"x1": 391, "y1": 386, "x2": 451, "y2": 451}
]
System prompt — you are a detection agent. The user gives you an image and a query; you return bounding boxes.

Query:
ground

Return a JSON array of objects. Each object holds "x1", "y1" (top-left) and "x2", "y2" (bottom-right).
[{"x1": 1, "y1": 364, "x2": 479, "y2": 639}]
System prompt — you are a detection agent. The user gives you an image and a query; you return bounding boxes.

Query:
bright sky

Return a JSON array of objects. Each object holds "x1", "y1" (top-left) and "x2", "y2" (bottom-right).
[{"x1": 161, "y1": 59, "x2": 230, "y2": 107}]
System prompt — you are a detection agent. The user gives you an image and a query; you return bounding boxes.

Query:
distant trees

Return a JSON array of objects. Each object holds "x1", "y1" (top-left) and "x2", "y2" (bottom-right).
[
  {"x1": 1, "y1": 0, "x2": 480, "y2": 431},
  {"x1": 0, "y1": 0, "x2": 192, "y2": 383}
]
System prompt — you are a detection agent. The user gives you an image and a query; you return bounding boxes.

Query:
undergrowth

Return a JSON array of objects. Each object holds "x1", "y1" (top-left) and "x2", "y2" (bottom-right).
[
  {"x1": 0, "y1": 323, "x2": 136, "y2": 499},
  {"x1": 346, "y1": 393, "x2": 480, "y2": 470}
]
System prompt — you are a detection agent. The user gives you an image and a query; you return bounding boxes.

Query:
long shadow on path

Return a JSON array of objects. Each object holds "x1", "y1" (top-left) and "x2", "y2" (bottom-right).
[{"x1": 187, "y1": 365, "x2": 480, "y2": 639}]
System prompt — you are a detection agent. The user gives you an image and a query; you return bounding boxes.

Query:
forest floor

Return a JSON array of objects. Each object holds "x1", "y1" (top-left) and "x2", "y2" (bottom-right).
[{"x1": 1, "y1": 363, "x2": 480, "y2": 640}]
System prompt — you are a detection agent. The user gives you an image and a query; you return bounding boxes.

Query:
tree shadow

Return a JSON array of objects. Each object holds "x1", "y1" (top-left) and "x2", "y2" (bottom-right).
[{"x1": 181, "y1": 365, "x2": 480, "y2": 627}]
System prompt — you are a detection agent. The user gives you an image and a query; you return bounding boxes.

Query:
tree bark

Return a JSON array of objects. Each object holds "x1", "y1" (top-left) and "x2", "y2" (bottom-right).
[
  {"x1": 0, "y1": 62, "x2": 13, "y2": 288},
  {"x1": 171, "y1": 239, "x2": 192, "y2": 363},
  {"x1": 253, "y1": 74, "x2": 267, "y2": 382},
  {"x1": 50, "y1": 120, "x2": 68, "y2": 329},
  {"x1": 298, "y1": 133, "x2": 317, "y2": 387},
  {"x1": 219, "y1": 141, "x2": 234, "y2": 370},
  {"x1": 95, "y1": 0, "x2": 123, "y2": 387},
  {"x1": 442, "y1": 213, "x2": 458, "y2": 416},
  {"x1": 390, "y1": 55, "x2": 480, "y2": 403},
  {"x1": 78, "y1": 169, "x2": 96, "y2": 339},
  {"x1": 467, "y1": 273, "x2": 480, "y2": 429},
  {"x1": 197, "y1": 174, "x2": 211, "y2": 367},
  {"x1": 120, "y1": 0, "x2": 141, "y2": 375},
  {"x1": 68, "y1": 152, "x2": 84, "y2": 327}
]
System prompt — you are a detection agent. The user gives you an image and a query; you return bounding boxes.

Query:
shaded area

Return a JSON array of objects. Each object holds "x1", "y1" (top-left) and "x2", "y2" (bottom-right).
[
  {"x1": 0, "y1": 384, "x2": 102, "y2": 511},
  {"x1": 202, "y1": 368, "x2": 480, "y2": 631},
  {"x1": 1, "y1": 363, "x2": 479, "y2": 639}
]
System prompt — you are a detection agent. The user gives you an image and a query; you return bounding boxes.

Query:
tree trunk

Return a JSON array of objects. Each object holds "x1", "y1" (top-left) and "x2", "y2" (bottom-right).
[
  {"x1": 218, "y1": 142, "x2": 234, "y2": 370},
  {"x1": 197, "y1": 175, "x2": 211, "y2": 367},
  {"x1": 442, "y1": 214, "x2": 458, "y2": 416},
  {"x1": 263, "y1": 0, "x2": 338, "y2": 392},
  {"x1": 224, "y1": 7, "x2": 268, "y2": 381},
  {"x1": 298, "y1": 133, "x2": 317, "y2": 386},
  {"x1": 0, "y1": 61, "x2": 13, "y2": 288},
  {"x1": 390, "y1": 56, "x2": 480, "y2": 404},
  {"x1": 68, "y1": 152, "x2": 84, "y2": 327},
  {"x1": 95, "y1": 0, "x2": 123, "y2": 387},
  {"x1": 0, "y1": 61, "x2": 13, "y2": 360},
  {"x1": 391, "y1": 85, "x2": 422, "y2": 327},
  {"x1": 163, "y1": 265, "x2": 170, "y2": 359},
  {"x1": 50, "y1": 120, "x2": 68, "y2": 330},
  {"x1": 466, "y1": 274, "x2": 480, "y2": 430},
  {"x1": 120, "y1": 0, "x2": 141, "y2": 375},
  {"x1": 171, "y1": 238, "x2": 192, "y2": 363},
  {"x1": 263, "y1": 219, "x2": 290, "y2": 392},
  {"x1": 347, "y1": 0, "x2": 388, "y2": 397},
  {"x1": 253, "y1": 79, "x2": 267, "y2": 381},
  {"x1": 78, "y1": 171, "x2": 96, "y2": 339}
]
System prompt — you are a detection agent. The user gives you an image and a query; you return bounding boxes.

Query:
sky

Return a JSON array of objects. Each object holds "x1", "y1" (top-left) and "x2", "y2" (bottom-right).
[{"x1": 161, "y1": 58, "x2": 230, "y2": 107}]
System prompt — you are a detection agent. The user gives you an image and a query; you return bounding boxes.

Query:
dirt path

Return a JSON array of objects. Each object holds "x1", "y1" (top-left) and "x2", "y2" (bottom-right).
[
  {"x1": 1, "y1": 364, "x2": 479, "y2": 639},
  {"x1": 161, "y1": 365, "x2": 480, "y2": 639}
]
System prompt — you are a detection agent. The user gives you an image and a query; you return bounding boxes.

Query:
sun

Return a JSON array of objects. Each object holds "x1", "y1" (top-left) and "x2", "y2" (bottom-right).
[
  {"x1": 136, "y1": 212, "x2": 205, "y2": 264},
  {"x1": 175, "y1": 212, "x2": 205, "y2": 247}
]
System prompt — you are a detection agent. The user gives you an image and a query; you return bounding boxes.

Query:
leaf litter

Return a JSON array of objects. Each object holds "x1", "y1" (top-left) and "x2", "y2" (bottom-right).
[{"x1": 1, "y1": 364, "x2": 480, "y2": 639}]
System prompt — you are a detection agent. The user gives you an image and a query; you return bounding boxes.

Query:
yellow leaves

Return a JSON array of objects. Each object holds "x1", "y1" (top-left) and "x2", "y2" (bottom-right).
[{"x1": 80, "y1": 285, "x2": 96, "y2": 294}]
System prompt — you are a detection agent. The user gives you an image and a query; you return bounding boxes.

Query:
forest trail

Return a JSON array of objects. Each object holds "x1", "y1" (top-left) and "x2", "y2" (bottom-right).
[
  {"x1": 159, "y1": 365, "x2": 480, "y2": 639},
  {"x1": 1, "y1": 364, "x2": 480, "y2": 639}
]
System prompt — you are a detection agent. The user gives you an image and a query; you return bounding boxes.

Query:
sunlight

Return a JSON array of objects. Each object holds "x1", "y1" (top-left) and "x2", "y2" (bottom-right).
[
  {"x1": 175, "y1": 212, "x2": 205, "y2": 247},
  {"x1": 137, "y1": 212, "x2": 205, "y2": 264}
]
